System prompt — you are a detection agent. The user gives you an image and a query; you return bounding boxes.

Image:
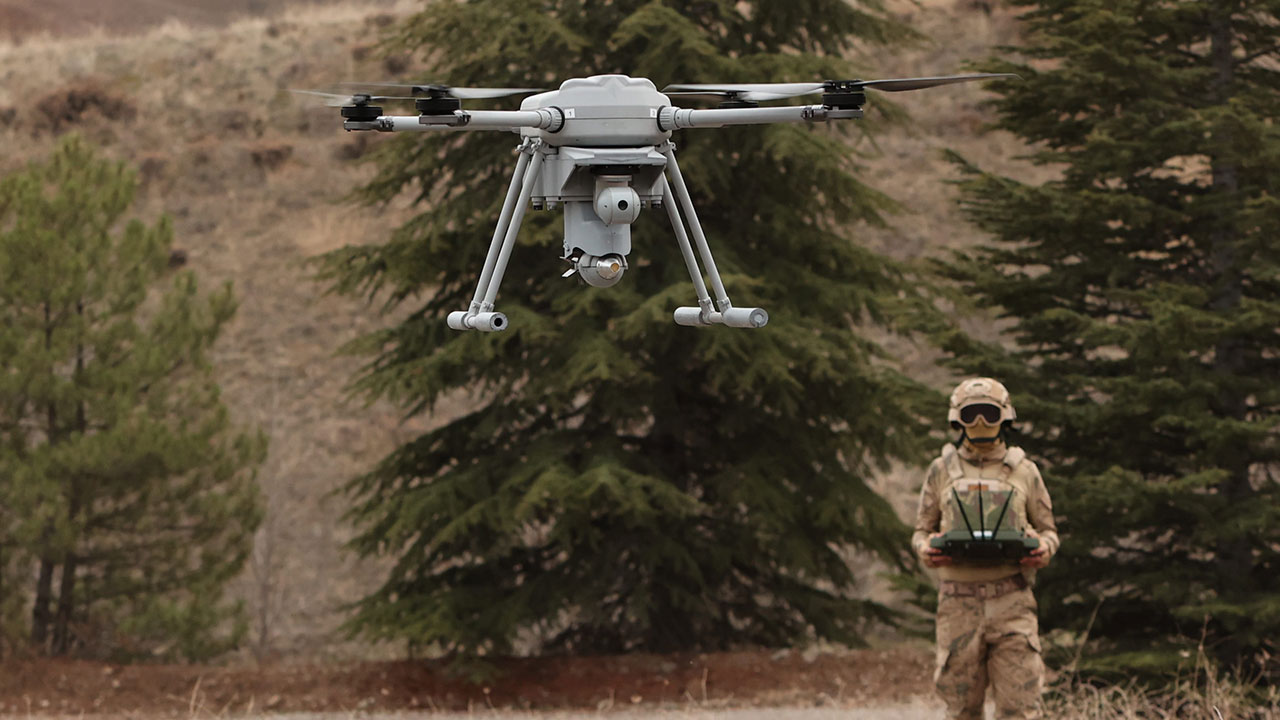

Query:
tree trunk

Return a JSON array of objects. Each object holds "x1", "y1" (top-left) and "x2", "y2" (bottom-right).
[
  {"x1": 32, "y1": 301, "x2": 60, "y2": 653},
  {"x1": 53, "y1": 311, "x2": 88, "y2": 655},
  {"x1": 51, "y1": 553, "x2": 77, "y2": 655},
  {"x1": 1207, "y1": 1, "x2": 1252, "y2": 665},
  {"x1": 30, "y1": 557, "x2": 54, "y2": 652}
]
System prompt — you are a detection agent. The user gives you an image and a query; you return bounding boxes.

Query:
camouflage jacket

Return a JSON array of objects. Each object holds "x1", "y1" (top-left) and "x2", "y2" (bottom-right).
[{"x1": 912, "y1": 442, "x2": 1060, "y2": 583}]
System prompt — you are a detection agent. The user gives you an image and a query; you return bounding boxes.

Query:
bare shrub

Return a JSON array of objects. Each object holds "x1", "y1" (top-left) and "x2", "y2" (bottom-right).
[
  {"x1": 383, "y1": 52, "x2": 411, "y2": 76},
  {"x1": 351, "y1": 43, "x2": 374, "y2": 62},
  {"x1": 136, "y1": 152, "x2": 169, "y2": 188},
  {"x1": 34, "y1": 83, "x2": 137, "y2": 133},
  {"x1": 249, "y1": 142, "x2": 293, "y2": 172},
  {"x1": 334, "y1": 134, "x2": 372, "y2": 162},
  {"x1": 208, "y1": 109, "x2": 255, "y2": 134},
  {"x1": 265, "y1": 21, "x2": 296, "y2": 38}
]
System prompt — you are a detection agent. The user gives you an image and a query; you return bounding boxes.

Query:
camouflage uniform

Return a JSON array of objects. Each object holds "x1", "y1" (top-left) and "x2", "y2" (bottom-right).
[{"x1": 913, "y1": 379, "x2": 1060, "y2": 720}]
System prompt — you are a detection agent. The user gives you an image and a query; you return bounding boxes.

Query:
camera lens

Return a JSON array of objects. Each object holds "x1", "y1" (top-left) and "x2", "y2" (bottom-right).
[{"x1": 617, "y1": 199, "x2": 629, "y2": 211}]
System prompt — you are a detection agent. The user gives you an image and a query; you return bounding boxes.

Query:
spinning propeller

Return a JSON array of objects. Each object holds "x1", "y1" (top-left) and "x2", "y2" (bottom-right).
[
  {"x1": 341, "y1": 82, "x2": 545, "y2": 99},
  {"x1": 293, "y1": 84, "x2": 544, "y2": 117},
  {"x1": 664, "y1": 73, "x2": 1015, "y2": 108},
  {"x1": 290, "y1": 89, "x2": 415, "y2": 106},
  {"x1": 341, "y1": 82, "x2": 544, "y2": 114},
  {"x1": 290, "y1": 89, "x2": 420, "y2": 121}
]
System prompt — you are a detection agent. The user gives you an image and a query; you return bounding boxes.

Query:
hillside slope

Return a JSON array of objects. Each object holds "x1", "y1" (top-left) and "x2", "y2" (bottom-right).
[
  {"x1": 0, "y1": 0, "x2": 1045, "y2": 659},
  {"x1": 0, "y1": 0, "x2": 345, "y2": 40}
]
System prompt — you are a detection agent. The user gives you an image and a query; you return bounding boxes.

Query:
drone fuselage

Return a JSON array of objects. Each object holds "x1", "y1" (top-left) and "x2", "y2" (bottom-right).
[
  {"x1": 519, "y1": 75, "x2": 672, "y2": 147},
  {"x1": 513, "y1": 76, "x2": 677, "y2": 286}
]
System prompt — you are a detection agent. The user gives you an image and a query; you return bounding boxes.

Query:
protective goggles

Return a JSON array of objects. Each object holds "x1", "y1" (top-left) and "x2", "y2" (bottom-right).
[{"x1": 957, "y1": 403, "x2": 1002, "y2": 426}]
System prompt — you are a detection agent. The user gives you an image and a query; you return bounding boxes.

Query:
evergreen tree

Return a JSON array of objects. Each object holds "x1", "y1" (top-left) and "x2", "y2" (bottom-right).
[
  {"x1": 325, "y1": 0, "x2": 941, "y2": 657},
  {"x1": 936, "y1": 0, "x2": 1280, "y2": 679},
  {"x1": 0, "y1": 135, "x2": 266, "y2": 660}
]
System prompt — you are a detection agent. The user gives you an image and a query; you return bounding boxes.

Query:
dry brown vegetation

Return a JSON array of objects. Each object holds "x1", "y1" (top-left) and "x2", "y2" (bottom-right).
[
  {"x1": 0, "y1": 0, "x2": 345, "y2": 41},
  {"x1": 0, "y1": 647, "x2": 935, "y2": 715},
  {"x1": 0, "y1": 0, "x2": 1052, "y2": 665}
]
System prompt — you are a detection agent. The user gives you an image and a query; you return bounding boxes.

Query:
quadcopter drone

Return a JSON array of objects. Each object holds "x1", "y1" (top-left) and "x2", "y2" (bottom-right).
[{"x1": 299, "y1": 73, "x2": 1012, "y2": 332}]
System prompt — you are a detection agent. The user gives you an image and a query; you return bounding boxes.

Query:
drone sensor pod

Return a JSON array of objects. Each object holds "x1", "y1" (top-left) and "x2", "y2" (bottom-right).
[
  {"x1": 593, "y1": 177, "x2": 641, "y2": 226},
  {"x1": 574, "y1": 253, "x2": 628, "y2": 288}
]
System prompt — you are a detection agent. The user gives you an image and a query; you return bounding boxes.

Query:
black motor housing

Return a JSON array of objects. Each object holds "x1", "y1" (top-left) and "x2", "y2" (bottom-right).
[
  {"x1": 341, "y1": 104, "x2": 383, "y2": 122},
  {"x1": 416, "y1": 97, "x2": 461, "y2": 115}
]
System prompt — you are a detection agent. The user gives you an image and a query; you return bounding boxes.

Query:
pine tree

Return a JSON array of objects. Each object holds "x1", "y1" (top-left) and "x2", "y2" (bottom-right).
[
  {"x1": 324, "y1": 0, "x2": 941, "y2": 657},
  {"x1": 0, "y1": 135, "x2": 266, "y2": 660},
  {"x1": 936, "y1": 0, "x2": 1280, "y2": 679}
]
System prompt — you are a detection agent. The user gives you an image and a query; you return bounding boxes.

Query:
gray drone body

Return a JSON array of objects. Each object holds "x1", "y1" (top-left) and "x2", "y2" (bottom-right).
[
  {"x1": 519, "y1": 74, "x2": 671, "y2": 147},
  {"x1": 309, "y1": 71, "x2": 1012, "y2": 332},
  {"x1": 519, "y1": 76, "x2": 669, "y2": 290}
]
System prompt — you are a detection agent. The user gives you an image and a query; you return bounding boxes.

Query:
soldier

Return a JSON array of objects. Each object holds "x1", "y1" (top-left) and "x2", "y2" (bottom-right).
[{"x1": 912, "y1": 377, "x2": 1059, "y2": 720}]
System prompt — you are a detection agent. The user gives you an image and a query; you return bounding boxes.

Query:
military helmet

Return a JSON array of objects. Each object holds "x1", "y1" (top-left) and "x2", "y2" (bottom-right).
[{"x1": 948, "y1": 377, "x2": 1016, "y2": 430}]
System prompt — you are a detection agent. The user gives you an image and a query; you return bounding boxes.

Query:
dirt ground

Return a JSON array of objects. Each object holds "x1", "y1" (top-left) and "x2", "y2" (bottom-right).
[
  {"x1": 0, "y1": 647, "x2": 934, "y2": 716},
  {"x1": 104, "y1": 709, "x2": 947, "y2": 720}
]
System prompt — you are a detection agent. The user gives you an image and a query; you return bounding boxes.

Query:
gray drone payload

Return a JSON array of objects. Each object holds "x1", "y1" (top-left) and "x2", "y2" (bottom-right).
[
  {"x1": 534, "y1": 146, "x2": 666, "y2": 287},
  {"x1": 520, "y1": 77, "x2": 670, "y2": 287}
]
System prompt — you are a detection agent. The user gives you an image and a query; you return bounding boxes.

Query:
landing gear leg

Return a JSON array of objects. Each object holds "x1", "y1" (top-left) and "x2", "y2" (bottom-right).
[
  {"x1": 447, "y1": 140, "x2": 545, "y2": 332},
  {"x1": 661, "y1": 144, "x2": 768, "y2": 328}
]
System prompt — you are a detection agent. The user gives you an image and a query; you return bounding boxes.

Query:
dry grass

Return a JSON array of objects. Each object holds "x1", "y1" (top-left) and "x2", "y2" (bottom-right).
[{"x1": 1046, "y1": 676, "x2": 1280, "y2": 719}]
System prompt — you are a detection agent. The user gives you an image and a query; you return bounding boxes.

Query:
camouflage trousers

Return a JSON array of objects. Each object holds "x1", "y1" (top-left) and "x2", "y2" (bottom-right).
[{"x1": 934, "y1": 579, "x2": 1044, "y2": 720}]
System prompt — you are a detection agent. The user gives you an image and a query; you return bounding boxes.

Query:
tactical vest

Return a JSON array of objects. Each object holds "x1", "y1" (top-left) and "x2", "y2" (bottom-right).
[{"x1": 937, "y1": 444, "x2": 1031, "y2": 539}]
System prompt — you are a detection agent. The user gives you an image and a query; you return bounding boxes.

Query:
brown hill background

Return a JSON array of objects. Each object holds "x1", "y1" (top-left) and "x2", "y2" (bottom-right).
[
  {"x1": 0, "y1": 0, "x2": 344, "y2": 39},
  {"x1": 0, "y1": 0, "x2": 1052, "y2": 661}
]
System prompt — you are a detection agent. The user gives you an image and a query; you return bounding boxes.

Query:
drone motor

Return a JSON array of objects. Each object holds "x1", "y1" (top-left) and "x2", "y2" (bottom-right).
[{"x1": 416, "y1": 96, "x2": 461, "y2": 115}]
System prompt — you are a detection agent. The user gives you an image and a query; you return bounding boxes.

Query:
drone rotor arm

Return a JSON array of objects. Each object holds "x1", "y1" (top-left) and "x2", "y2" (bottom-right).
[
  {"x1": 355, "y1": 108, "x2": 564, "y2": 133},
  {"x1": 415, "y1": 108, "x2": 564, "y2": 131},
  {"x1": 658, "y1": 104, "x2": 858, "y2": 131}
]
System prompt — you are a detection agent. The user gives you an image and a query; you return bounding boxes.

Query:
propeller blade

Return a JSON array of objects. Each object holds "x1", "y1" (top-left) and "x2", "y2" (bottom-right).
[
  {"x1": 290, "y1": 89, "x2": 415, "y2": 106},
  {"x1": 450, "y1": 86, "x2": 545, "y2": 99},
  {"x1": 664, "y1": 73, "x2": 1018, "y2": 100},
  {"x1": 857, "y1": 73, "x2": 1018, "y2": 92},
  {"x1": 664, "y1": 90, "x2": 800, "y2": 103},
  {"x1": 663, "y1": 82, "x2": 825, "y2": 99},
  {"x1": 662, "y1": 91, "x2": 728, "y2": 101},
  {"x1": 340, "y1": 82, "x2": 543, "y2": 99}
]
